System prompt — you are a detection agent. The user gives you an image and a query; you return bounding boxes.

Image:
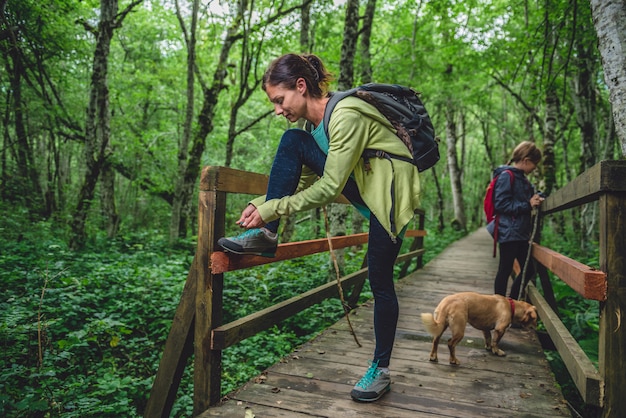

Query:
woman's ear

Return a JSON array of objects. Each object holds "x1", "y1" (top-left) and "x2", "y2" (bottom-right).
[{"x1": 296, "y1": 77, "x2": 307, "y2": 94}]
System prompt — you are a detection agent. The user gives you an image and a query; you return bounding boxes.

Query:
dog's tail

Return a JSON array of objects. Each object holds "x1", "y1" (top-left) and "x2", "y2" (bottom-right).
[{"x1": 421, "y1": 313, "x2": 444, "y2": 337}]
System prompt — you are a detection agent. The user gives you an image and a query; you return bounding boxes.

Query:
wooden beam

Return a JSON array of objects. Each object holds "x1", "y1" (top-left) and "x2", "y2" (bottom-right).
[
  {"x1": 210, "y1": 230, "x2": 426, "y2": 274},
  {"x1": 200, "y1": 166, "x2": 268, "y2": 194},
  {"x1": 531, "y1": 243, "x2": 607, "y2": 301},
  {"x1": 541, "y1": 160, "x2": 626, "y2": 215},
  {"x1": 598, "y1": 191, "x2": 626, "y2": 417},
  {"x1": 395, "y1": 248, "x2": 426, "y2": 265},
  {"x1": 527, "y1": 284, "x2": 602, "y2": 406},
  {"x1": 193, "y1": 176, "x2": 227, "y2": 413},
  {"x1": 210, "y1": 268, "x2": 369, "y2": 350},
  {"x1": 143, "y1": 258, "x2": 197, "y2": 418}
]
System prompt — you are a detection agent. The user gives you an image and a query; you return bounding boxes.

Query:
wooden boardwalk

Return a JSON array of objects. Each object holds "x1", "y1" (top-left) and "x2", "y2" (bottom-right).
[{"x1": 200, "y1": 228, "x2": 569, "y2": 417}]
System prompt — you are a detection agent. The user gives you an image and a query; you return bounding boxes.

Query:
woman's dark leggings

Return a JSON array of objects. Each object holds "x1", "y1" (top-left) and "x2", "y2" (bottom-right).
[
  {"x1": 494, "y1": 240, "x2": 535, "y2": 300},
  {"x1": 264, "y1": 129, "x2": 401, "y2": 367}
]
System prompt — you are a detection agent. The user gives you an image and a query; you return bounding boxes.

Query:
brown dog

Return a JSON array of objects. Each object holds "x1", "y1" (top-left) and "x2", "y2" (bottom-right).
[{"x1": 421, "y1": 292, "x2": 538, "y2": 365}]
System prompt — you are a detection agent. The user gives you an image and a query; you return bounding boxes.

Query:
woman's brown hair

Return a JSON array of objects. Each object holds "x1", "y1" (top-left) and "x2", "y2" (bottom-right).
[
  {"x1": 509, "y1": 141, "x2": 542, "y2": 165},
  {"x1": 262, "y1": 53, "x2": 333, "y2": 99}
]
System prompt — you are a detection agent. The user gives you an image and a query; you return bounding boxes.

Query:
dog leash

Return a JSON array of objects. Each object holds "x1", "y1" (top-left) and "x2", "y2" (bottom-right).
[
  {"x1": 519, "y1": 205, "x2": 540, "y2": 301},
  {"x1": 322, "y1": 206, "x2": 361, "y2": 347}
]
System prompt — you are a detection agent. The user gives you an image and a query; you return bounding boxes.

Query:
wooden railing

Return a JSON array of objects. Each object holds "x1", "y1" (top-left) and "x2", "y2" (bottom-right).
[
  {"x1": 143, "y1": 166, "x2": 427, "y2": 417},
  {"x1": 518, "y1": 160, "x2": 625, "y2": 417}
]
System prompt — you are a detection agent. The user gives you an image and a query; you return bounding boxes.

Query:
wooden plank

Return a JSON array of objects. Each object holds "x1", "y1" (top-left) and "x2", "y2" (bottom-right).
[
  {"x1": 143, "y1": 258, "x2": 197, "y2": 418},
  {"x1": 200, "y1": 166, "x2": 269, "y2": 194},
  {"x1": 210, "y1": 230, "x2": 426, "y2": 274},
  {"x1": 531, "y1": 243, "x2": 607, "y2": 301},
  {"x1": 193, "y1": 185, "x2": 227, "y2": 412},
  {"x1": 541, "y1": 160, "x2": 626, "y2": 215},
  {"x1": 598, "y1": 191, "x2": 626, "y2": 416},
  {"x1": 211, "y1": 268, "x2": 369, "y2": 350},
  {"x1": 395, "y1": 248, "x2": 426, "y2": 264},
  {"x1": 527, "y1": 284, "x2": 602, "y2": 406},
  {"x1": 198, "y1": 165, "x2": 354, "y2": 202}
]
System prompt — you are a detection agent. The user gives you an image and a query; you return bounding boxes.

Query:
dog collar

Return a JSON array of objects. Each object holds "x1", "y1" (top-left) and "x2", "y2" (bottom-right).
[{"x1": 507, "y1": 297, "x2": 515, "y2": 318}]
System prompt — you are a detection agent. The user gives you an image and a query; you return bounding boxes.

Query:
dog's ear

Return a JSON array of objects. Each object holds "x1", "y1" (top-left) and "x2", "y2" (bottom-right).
[{"x1": 522, "y1": 306, "x2": 538, "y2": 326}]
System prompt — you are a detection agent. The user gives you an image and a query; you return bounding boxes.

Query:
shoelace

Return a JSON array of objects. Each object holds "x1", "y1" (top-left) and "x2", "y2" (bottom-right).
[
  {"x1": 233, "y1": 228, "x2": 263, "y2": 240},
  {"x1": 355, "y1": 363, "x2": 381, "y2": 388}
]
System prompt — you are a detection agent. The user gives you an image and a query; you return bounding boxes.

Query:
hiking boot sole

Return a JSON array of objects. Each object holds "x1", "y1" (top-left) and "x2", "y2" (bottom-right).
[
  {"x1": 219, "y1": 243, "x2": 276, "y2": 258},
  {"x1": 350, "y1": 384, "x2": 390, "y2": 402}
]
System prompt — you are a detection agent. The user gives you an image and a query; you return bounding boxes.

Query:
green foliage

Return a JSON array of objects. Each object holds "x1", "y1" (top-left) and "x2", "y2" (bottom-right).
[{"x1": 0, "y1": 206, "x2": 190, "y2": 417}]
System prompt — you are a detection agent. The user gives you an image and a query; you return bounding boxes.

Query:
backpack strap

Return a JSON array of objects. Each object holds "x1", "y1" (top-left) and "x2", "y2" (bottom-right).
[
  {"x1": 321, "y1": 89, "x2": 356, "y2": 139},
  {"x1": 492, "y1": 170, "x2": 515, "y2": 257}
]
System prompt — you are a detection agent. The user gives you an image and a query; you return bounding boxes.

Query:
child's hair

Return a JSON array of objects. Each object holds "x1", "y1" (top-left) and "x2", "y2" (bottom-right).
[
  {"x1": 509, "y1": 141, "x2": 542, "y2": 165},
  {"x1": 262, "y1": 53, "x2": 333, "y2": 98}
]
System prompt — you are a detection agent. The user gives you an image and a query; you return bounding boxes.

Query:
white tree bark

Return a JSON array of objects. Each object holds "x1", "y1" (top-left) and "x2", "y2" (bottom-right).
[{"x1": 590, "y1": 0, "x2": 626, "y2": 156}]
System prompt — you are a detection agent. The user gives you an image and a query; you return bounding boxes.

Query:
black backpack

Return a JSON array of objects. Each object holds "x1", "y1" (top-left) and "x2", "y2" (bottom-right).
[{"x1": 318, "y1": 83, "x2": 439, "y2": 172}]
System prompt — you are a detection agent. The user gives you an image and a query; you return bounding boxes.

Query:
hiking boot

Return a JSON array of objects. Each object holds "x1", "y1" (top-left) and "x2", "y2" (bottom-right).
[
  {"x1": 350, "y1": 361, "x2": 391, "y2": 402},
  {"x1": 217, "y1": 227, "x2": 278, "y2": 257}
]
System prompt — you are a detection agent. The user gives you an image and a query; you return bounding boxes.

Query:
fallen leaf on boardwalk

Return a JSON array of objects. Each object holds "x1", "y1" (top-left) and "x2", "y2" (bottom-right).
[
  {"x1": 244, "y1": 407, "x2": 255, "y2": 418},
  {"x1": 317, "y1": 349, "x2": 325, "y2": 354},
  {"x1": 292, "y1": 355, "x2": 300, "y2": 360},
  {"x1": 306, "y1": 372, "x2": 314, "y2": 378},
  {"x1": 271, "y1": 387, "x2": 281, "y2": 393},
  {"x1": 476, "y1": 399, "x2": 484, "y2": 403},
  {"x1": 519, "y1": 392, "x2": 532, "y2": 398},
  {"x1": 254, "y1": 374, "x2": 267, "y2": 384}
]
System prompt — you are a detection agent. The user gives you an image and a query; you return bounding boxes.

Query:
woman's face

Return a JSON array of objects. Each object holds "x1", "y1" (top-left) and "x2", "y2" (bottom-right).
[
  {"x1": 265, "y1": 78, "x2": 307, "y2": 122},
  {"x1": 521, "y1": 158, "x2": 538, "y2": 174}
]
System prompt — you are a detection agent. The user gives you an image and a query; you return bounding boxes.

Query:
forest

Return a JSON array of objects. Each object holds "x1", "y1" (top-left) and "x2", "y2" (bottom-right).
[{"x1": 1, "y1": 0, "x2": 625, "y2": 416}]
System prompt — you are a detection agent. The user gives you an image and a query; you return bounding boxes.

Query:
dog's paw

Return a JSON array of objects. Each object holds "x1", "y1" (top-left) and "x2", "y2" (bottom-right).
[
  {"x1": 449, "y1": 358, "x2": 460, "y2": 366},
  {"x1": 429, "y1": 356, "x2": 439, "y2": 363},
  {"x1": 493, "y1": 348, "x2": 506, "y2": 357}
]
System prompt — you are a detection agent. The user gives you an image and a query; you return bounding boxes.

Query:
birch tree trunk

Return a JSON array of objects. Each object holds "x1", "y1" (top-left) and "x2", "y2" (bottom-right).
[
  {"x1": 445, "y1": 101, "x2": 466, "y2": 231},
  {"x1": 590, "y1": 0, "x2": 626, "y2": 156}
]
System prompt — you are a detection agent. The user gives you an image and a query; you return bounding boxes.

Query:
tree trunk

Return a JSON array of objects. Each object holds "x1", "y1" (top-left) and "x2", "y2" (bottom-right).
[
  {"x1": 543, "y1": 89, "x2": 558, "y2": 196},
  {"x1": 351, "y1": 0, "x2": 377, "y2": 238},
  {"x1": 169, "y1": 0, "x2": 199, "y2": 244},
  {"x1": 100, "y1": 160, "x2": 120, "y2": 238},
  {"x1": 570, "y1": 0, "x2": 599, "y2": 246},
  {"x1": 358, "y1": 0, "x2": 376, "y2": 84},
  {"x1": 328, "y1": 0, "x2": 361, "y2": 279},
  {"x1": 590, "y1": 0, "x2": 626, "y2": 156},
  {"x1": 69, "y1": 0, "x2": 118, "y2": 250},
  {"x1": 300, "y1": 0, "x2": 312, "y2": 52},
  {"x1": 445, "y1": 98, "x2": 466, "y2": 231},
  {"x1": 6, "y1": 27, "x2": 41, "y2": 206}
]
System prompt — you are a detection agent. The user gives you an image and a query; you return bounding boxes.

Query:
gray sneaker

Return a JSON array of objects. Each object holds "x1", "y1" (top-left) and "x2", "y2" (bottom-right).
[
  {"x1": 217, "y1": 227, "x2": 278, "y2": 257},
  {"x1": 350, "y1": 361, "x2": 391, "y2": 402}
]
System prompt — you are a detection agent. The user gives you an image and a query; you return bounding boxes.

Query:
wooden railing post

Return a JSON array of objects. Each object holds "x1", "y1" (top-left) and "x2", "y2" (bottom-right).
[
  {"x1": 598, "y1": 177, "x2": 626, "y2": 416},
  {"x1": 193, "y1": 167, "x2": 227, "y2": 415}
]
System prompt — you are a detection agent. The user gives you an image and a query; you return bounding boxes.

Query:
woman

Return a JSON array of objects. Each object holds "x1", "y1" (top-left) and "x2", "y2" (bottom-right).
[
  {"x1": 489, "y1": 141, "x2": 543, "y2": 300},
  {"x1": 217, "y1": 53, "x2": 422, "y2": 402}
]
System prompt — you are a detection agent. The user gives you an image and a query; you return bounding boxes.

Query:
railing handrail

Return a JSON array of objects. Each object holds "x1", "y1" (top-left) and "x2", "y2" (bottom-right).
[{"x1": 521, "y1": 159, "x2": 626, "y2": 415}]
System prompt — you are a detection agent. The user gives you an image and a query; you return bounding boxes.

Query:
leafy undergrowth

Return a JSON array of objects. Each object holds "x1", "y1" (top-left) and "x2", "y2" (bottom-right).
[{"x1": 0, "y1": 210, "x2": 465, "y2": 417}]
